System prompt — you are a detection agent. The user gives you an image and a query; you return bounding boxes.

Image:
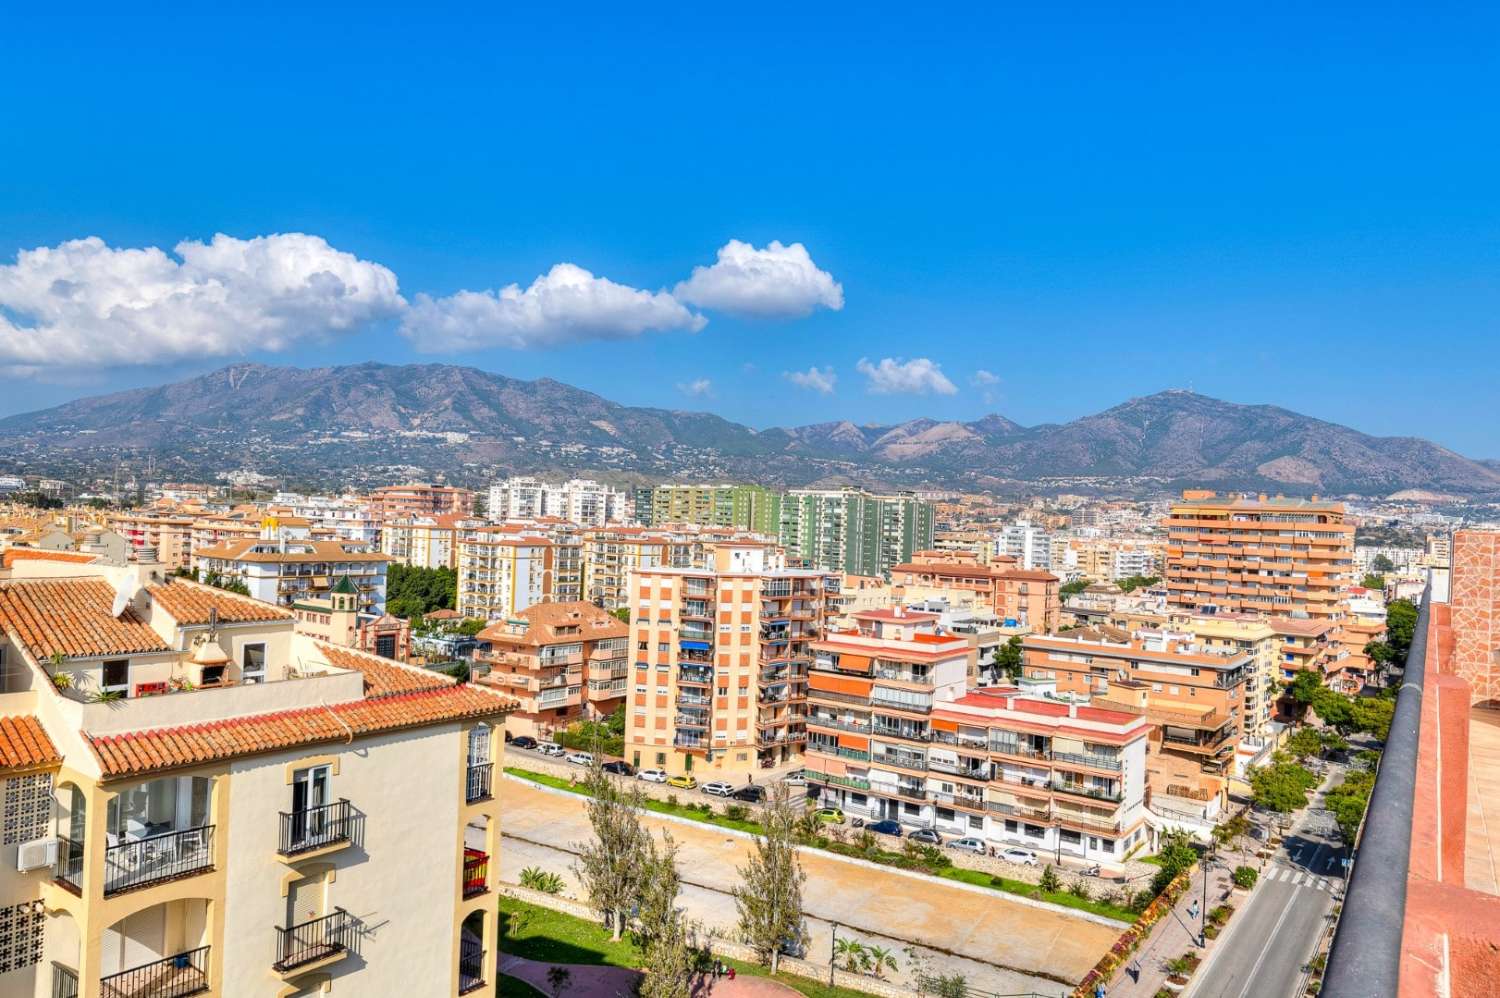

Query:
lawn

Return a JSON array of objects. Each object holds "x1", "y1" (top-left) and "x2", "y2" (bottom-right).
[
  {"x1": 505, "y1": 767, "x2": 1135, "y2": 922},
  {"x1": 500, "y1": 895, "x2": 886, "y2": 998},
  {"x1": 499, "y1": 974, "x2": 547, "y2": 997}
]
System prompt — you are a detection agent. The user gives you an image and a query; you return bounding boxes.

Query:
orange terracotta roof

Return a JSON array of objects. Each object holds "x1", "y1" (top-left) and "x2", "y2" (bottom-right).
[
  {"x1": 315, "y1": 642, "x2": 453, "y2": 697},
  {"x1": 0, "y1": 715, "x2": 60, "y2": 772},
  {"x1": 87, "y1": 684, "x2": 512, "y2": 779},
  {"x1": 1, "y1": 549, "x2": 98, "y2": 569},
  {"x1": 147, "y1": 580, "x2": 294, "y2": 625},
  {"x1": 0, "y1": 578, "x2": 169, "y2": 660}
]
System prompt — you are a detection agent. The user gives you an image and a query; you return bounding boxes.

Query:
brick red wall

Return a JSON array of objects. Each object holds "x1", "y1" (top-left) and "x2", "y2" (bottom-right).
[{"x1": 1450, "y1": 531, "x2": 1500, "y2": 706}]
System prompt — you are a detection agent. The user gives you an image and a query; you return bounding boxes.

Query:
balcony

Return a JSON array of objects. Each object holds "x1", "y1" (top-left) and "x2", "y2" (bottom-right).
[
  {"x1": 1051, "y1": 750, "x2": 1124, "y2": 772},
  {"x1": 52, "y1": 964, "x2": 78, "y2": 998},
  {"x1": 806, "y1": 715, "x2": 870, "y2": 735},
  {"x1": 986, "y1": 799, "x2": 1053, "y2": 822},
  {"x1": 459, "y1": 939, "x2": 486, "y2": 995},
  {"x1": 100, "y1": 946, "x2": 209, "y2": 998},
  {"x1": 990, "y1": 740, "x2": 1050, "y2": 761},
  {"x1": 872, "y1": 724, "x2": 931, "y2": 743},
  {"x1": 101, "y1": 826, "x2": 216, "y2": 896},
  {"x1": 928, "y1": 758, "x2": 990, "y2": 781},
  {"x1": 930, "y1": 790, "x2": 987, "y2": 811},
  {"x1": 1051, "y1": 780, "x2": 1123, "y2": 803},
  {"x1": 278, "y1": 800, "x2": 353, "y2": 857},
  {"x1": 871, "y1": 751, "x2": 927, "y2": 772},
  {"x1": 678, "y1": 666, "x2": 714, "y2": 686},
  {"x1": 463, "y1": 848, "x2": 490, "y2": 899},
  {"x1": 891, "y1": 783, "x2": 929, "y2": 802},
  {"x1": 467, "y1": 763, "x2": 494, "y2": 804},
  {"x1": 274, "y1": 908, "x2": 354, "y2": 974},
  {"x1": 808, "y1": 743, "x2": 870, "y2": 762},
  {"x1": 807, "y1": 770, "x2": 871, "y2": 791},
  {"x1": 675, "y1": 713, "x2": 710, "y2": 729}
]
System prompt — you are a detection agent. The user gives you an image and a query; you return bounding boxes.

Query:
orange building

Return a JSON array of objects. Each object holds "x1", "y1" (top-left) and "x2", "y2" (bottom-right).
[
  {"x1": 476, "y1": 602, "x2": 629, "y2": 737},
  {"x1": 891, "y1": 550, "x2": 1062, "y2": 633},
  {"x1": 369, "y1": 483, "x2": 476, "y2": 524}
]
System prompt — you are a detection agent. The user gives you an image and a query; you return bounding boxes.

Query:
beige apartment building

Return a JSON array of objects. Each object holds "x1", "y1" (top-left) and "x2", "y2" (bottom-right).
[
  {"x1": 108, "y1": 512, "x2": 195, "y2": 570},
  {"x1": 381, "y1": 514, "x2": 465, "y2": 569},
  {"x1": 0, "y1": 554, "x2": 511, "y2": 998},
  {"x1": 626, "y1": 545, "x2": 836, "y2": 775},
  {"x1": 475, "y1": 602, "x2": 629, "y2": 736},
  {"x1": 891, "y1": 551, "x2": 1062, "y2": 633},
  {"x1": 369, "y1": 485, "x2": 476, "y2": 525},
  {"x1": 456, "y1": 528, "x2": 552, "y2": 621}
]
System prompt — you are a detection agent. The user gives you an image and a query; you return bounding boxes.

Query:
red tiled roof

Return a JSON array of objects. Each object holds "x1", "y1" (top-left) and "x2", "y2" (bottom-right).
[
  {"x1": 316, "y1": 643, "x2": 453, "y2": 697},
  {"x1": 87, "y1": 684, "x2": 513, "y2": 779},
  {"x1": 147, "y1": 580, "x2": 293, "y2": 625},
  {"x1": 0, "y1": 715, "x2": 60, "y2": 772},
  {"x1": 1, "y1": 549, "x2": 98, "y2": 569},
  {"x1": 0, "y1": 578, "x2": 169, "y2": 660}
]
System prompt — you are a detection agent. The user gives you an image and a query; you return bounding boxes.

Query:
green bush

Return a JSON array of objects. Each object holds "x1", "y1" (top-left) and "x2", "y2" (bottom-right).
[
  {"x1": 1233, "y1": 865, "x2": 1258, "y2": 889},
  {"x1": 519, "y1": 866, "x2": 564, "y2": 894},
  {"x1": 1039, "y1": 864, "x2": 1061, "y2": 892}
]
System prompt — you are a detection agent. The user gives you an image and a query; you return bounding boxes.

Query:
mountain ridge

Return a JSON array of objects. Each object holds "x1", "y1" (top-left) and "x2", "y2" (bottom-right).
[{"x1": 1, "y1": 362, "x2": 1495, "y2": 496}]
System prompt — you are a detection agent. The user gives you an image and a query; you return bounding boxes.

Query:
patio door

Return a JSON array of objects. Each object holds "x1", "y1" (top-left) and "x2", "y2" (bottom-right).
[{"x1": 291, "y1": 765, "x2": 331, "y2": 844}]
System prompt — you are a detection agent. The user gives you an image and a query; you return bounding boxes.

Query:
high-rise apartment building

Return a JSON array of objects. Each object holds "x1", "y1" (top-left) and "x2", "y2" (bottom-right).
[
  {"x1": 0, "y1": 560, "x2": 510, "y2": 998},
  {"x1": 380, "y1": 514, "x2": 465, "y2": 569},
  {"x1": 998, "y1": 522, "x2": 1051, "y2": 571},
  {"x1": 369, "y1": 484, "x2": 476, "y2": 525},
  {"x1": 626, "y1": 546, "x2": 836, "y2": 774},
  {"x1": 476, "y1": 602, "x2": 629, "y2": 736},
  {"x1": 779, "y1": 488, "x2": 935, "y2": 577},
  {"x1": 486, "y1": 477, "x2": 628, "y2": 527},
  {"x1": 891, "y1": 551, "x2": 1062, "y2": 633},
  {"x1": 456, "y1": 527, "x2": 552, "y2": 620},
  {"x1": 108, "y1": 512, "x2": 196, "y2": 570},
  {"x1": 637, "y1": 484, "x2": 783, "y2": 535},
  {"x1": 1163, "y1": 491, "x2": 1355, "y2": 618}
]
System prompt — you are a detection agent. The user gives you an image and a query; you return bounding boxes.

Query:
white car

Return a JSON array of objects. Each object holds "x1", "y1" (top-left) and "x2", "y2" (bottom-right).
[
  {"x1": 702, "y1": 780, "x2": 736, "y2": 797},
  {"x1": 565, "y1": 751, "x2": 594, "y2": 766},
  {"x1": 538, "y1": 742, "x2": 566, "y2": 757},
  {"x1": 781, "y1": 769, "x2": 807, "y2": 787},
  {"x1": 948, "y1": 837, "x2": 987, "y2": 855},
  {"x1": 1000, "y1": 847, "x2": 1039, "y2": 866},
  {"x1": 638, "y1": 768, "x2": 669, "y2": 783}
]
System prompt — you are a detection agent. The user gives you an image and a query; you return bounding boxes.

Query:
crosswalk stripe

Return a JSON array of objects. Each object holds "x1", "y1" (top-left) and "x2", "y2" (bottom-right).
[
  {"x1": 1318, "y1": 878, "x2": 1330, "y2": 891},
  {"x1": 1293, "y1": 872, "x2": 1307, "y2": 885}
]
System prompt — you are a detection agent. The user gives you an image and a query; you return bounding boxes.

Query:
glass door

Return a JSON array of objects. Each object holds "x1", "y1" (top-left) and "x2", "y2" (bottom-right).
[{"x1": 291, "y1": 765, "x2": 331, "y2": 845}]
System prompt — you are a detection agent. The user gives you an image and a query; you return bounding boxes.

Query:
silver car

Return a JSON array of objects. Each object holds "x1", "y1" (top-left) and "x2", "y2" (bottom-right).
[{"x1": 948, "y1": 837, "x2": 987, "y2": 854}]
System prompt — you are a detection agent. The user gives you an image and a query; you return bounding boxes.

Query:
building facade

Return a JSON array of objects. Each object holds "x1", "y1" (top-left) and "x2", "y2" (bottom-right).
[
  {"x1": 637, "y1": 484, "x2": 783, "y2": 535},
  {"x1": 192, "y1": 530, "x2": 392, "y2": 614},
  {"x1": 779, "y1": 488, "x2": 935, "y2": 577},
  {"x1": 475, "y1": 602, "x2": 629, "y2": 736},
  {"x1": 369, "y1": 485, "x2": 476, "y2": 526},
  {"x1": 486, "y1": 478, "x2": 628, "y2": 527}
]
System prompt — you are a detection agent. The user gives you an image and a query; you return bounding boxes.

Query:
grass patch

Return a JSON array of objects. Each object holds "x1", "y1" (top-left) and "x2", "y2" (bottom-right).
[
  {"x1": 506, "y1": 767, "x2": 1135, "y2": 922},
  {"x1": 500, "y1": 896, "x2": 883, "y2": 998},
  {"x1": 499, "y1": 974, "x2": 548, "y2": 997}
]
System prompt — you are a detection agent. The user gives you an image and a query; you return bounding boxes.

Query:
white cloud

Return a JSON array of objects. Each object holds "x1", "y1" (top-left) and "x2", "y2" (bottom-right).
[
  {"x1": 970, "y1": 369, "x2": 999, "y2": 386},
  {"x1": 784, "y1": 365, "x2": 837, "y2": 394},
  {"x1": 677, "y1": 378, "x2": 713, "y2": 398},
  {"x1": 400, "y1": 263, "x2": 704, "y2": 352},
  {"x1": 856, "y1": 357, "x2": 958, "y2": 396},
  {"x1": 674, "y1": 239, "x2": 843, "y2": 319},
  {"x1": 0, "y1": 233, "x2": 404, "y2": 368}
]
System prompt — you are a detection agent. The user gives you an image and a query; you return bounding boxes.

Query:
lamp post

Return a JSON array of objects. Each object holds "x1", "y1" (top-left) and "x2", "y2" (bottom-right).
[{"x1": 828, "y1": 921, "x2": 839, "y2": 985}]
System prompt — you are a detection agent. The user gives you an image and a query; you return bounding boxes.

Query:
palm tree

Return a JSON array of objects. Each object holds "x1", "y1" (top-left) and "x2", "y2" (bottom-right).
[
  {"x1": 864, "y1": 945, "x2": 898, "y2": 979},
  {"x1": 834, "y1": 937, "x2": 868, "y2": 973}
]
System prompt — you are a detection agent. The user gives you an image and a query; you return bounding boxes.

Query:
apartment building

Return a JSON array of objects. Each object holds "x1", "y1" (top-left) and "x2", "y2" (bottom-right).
[
  {"x1": 380, "y1": 515, "x2": 465, "y2": 569},
  {"x1": 269, "y1": 494, "x2": 380, "y2": 544},
  {"x1": 626, "y1": 546, "x2": 836, "y2": 774},
  {"x1": 475, "y1": 602, "x2": 629, "y2": 736},
  {"x1": 455, "y1": 528, "x2": 551, "y2": 621},
  {"x1": 779, "y1": 488, "x2": 935, "y2": 577},
  {"x1": 191, "y1": 530, "x2": 392, "y2": 614},
  {"x1": 1268, "y1": 617, "x2": 1344, "y2": 684},
  {"x1": 997, "y1": 523, "x2": 1051, "y2": 571},
  {"x1": 890, "y1": 551, "x2": 1062, "y2": 633},
  {"x1": 636, "y1": 484, "x2": 783, "y2": 535},
  {"x1": 1160, "y1": 612, "x2": 1279, "y2": 745},
  {"x1": 369, "y1": 484, "x2": 476, "y2": 525},
  {"x1": 582, "y1": 528, "x2": 668, "y2": 608},
  {"x1": 1022, "y1": 627, "x2": 1251, "y2": 809},
  {"x1": 487, "y1": 478, "x2": 628, "y2": 527},
  {"x1": 805, "y1": 610, "x2": 1150, "y2": 867},
  {"x1": 108, "y1": 512, "x2": 195, "y2": 570},
  {"x1": 1164, "y1": 491, "x2": 1355, "y2": 619},
  {"x1": 0, "y1": 561, "x2": 511, "y2": 998}
]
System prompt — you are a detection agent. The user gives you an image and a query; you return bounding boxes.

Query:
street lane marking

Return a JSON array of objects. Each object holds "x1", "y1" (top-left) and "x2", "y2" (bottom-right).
[{"x1": 1235, "y1": 890, "x2": 1300, "y2": 998}]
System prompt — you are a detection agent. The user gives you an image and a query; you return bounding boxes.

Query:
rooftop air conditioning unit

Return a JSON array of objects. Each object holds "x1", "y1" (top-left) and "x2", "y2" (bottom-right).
[{"x1": 16, "y1": 836, "x2": 57, "y2": 872}]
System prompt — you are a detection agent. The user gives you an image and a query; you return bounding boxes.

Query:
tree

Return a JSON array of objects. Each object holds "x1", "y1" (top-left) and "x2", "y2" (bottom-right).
[
  {"x1": 1060, "y1": 578, "x2": 1091, "y2": 597},
  {"x1": 636, "y1": 831, "x2": 693, "y2": 998},
  {"x1": 993, "y1": 636, "x2": 1023, "y2": 680},
  {"x1": 835, "y1": 937, "x2": 868, "y2": 973},
  {"x1": 385, "y1": 564, "x2": 458, "y2": 618},
  {"x1": 573, "y1": 758, "x2": 649, "y2": 940},
  {"x1": 1039, "y1": 864, "x2": 1061, "y2": 892},
  {"x1": 1249, "y1": 760, "x2": 1319, "y2": 813},
  {"x1": 1325, "y1": 769, "x2": 1376, "y2": 843},
  {"x1": 734, "y1": 781, "x2": 806, "y2": 974},
  {"x1": 1152, "y1": 831, "x2": 1199, "y2": 895},
  {"x1": 1284, "y1": 727, "x2": 1325, "y2": 761},
  {"x1": 865, "y1": 945, "x2": 898, "y2": 979},
  {"x1": 1116, "y1": 574, "x2": 1161, "y2": 593},
  {"x1": 1371, "y1": 553, "x2": 1396, "y2": 574},
  {"x1": 1385, "y1": 599, "x2": 1419, "y2": 665},
  {"x1": 610, "y1": 607, "x2": 631, "y2": 624},
  {"x1": 1361, "y1": 573, "x2": 1386, "y2": 591}
]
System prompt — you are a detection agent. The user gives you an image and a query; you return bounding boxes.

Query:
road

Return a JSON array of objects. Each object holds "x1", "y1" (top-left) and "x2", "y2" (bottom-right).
[
  {"x1": 500, "y1": 775, "x2": 1120, "y2": 996},
  {"x1": 1186, "y1": 775, "x2": 1348, "y2": 998}
]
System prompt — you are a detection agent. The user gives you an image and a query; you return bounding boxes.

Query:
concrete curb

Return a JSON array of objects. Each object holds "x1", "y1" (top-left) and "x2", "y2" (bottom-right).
[{"x1": 503, "y1": 771, "x2": 1125, "y2": 930}]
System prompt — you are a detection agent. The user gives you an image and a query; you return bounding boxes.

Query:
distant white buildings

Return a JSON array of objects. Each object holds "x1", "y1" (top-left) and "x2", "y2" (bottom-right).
[
  {"x1": 997, "y1": 522, "x2": 1051, "y2": 570},
  {"x1": 486, "y1": 477, "x2": 628, "y2": 526}
]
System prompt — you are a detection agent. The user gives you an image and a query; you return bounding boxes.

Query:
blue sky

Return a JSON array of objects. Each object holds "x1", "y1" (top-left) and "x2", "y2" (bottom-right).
[{"x1": 1, "y1": 4, "x2": 1497, "y2": 455}]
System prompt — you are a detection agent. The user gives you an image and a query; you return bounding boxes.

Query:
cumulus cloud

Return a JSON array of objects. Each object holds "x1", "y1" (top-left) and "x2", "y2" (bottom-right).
[
  {"x1": 400, "y1": 263, "x2": 705, "y2": 352},
  {"x1": 970, "y1": 369, "x2": 999, "y2": 386},
  {"x1": 0, "y1": 233, "x2": 404, "y2": 368},
  {"x1": 676, "y1": 378, "x2": 714, "y2": 398},
  {"x1": 674, "y1": 239, "x2": 843, "y2": 319},
  {"x1": 856, "y1": 357, "x2": 958, "y2": 396},
  {"x1": 784, "y1": 365, "x2": 837, "y2": 394}
]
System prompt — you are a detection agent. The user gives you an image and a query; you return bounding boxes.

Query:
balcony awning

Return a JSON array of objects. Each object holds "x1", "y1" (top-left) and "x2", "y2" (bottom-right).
[
  {"x1": 809, "y1": 672, "x2": 873, "y2": 696},
  {"x1": 837, "y1": 733, "x2": 870, "y2": 751},
  {"x1": 679, "y1": 640, "x2": 711, "y2": 651},
  {"x1": 834, "y1": 653, "x2": 872, "y2": 674},
  {"x1": 931, "y1": 717, "x2": 959, "y2": 733}
]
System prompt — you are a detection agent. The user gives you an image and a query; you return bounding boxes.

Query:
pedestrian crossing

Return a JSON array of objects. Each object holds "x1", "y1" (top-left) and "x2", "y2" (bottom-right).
[{"x1": 1262, "y1": 865, "x2": 1337, "y2": 892}]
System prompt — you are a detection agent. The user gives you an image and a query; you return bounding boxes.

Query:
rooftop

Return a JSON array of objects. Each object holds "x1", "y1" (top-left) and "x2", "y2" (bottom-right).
[
  {"x1": 0, "y1": 715, "x2": 60, "y2": 773},
  {"x1": 0, "y1": 577, "x2": 169, "y2": 660},
  {"x1": 147, "y1": 578, "x2": 295, "y2": 625}
]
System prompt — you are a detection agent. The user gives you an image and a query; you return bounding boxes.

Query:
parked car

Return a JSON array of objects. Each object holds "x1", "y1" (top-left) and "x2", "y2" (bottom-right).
[
  {"x1": 667, "y1": 774, "x2": 698, "y2": 790},
  {"x1": 813, "y1": 807, "x2": 846, "y2": 824},
  {"x1": 948, "y1": 837, "x2": 987, "y2": 854},
  {"x1": 702, "y1": 780, "x2": 736, "y2": 797},
  {"x1": 867, "y1": 819, "x2": 903, "y2": 837},
  {"x1": 538, "y1": 742, "x2": 566, "y2": 756},
  {"x1": 510, "y1": 735, "x2": 538, "y2": 751},
  {"x1": 602, "y1": 760, "x2": 634, "y2": 776},
  {"x1": 908, "y1": 828, "x2": 943, "y2": 846},
  {"x1": 733, "y1": 785, "x2": 766, "y2": 803},
  {"x1": 1000, "y1": 847, "x2": 1039, "y2": 866},
  {"x1": 638, "y1": 768, "x2": 669, "y2": 783},
  {"x1": 781, "y1": 769, "x2": 807, "y2": 787},
  {"x1": 566, "y1": 751, "x2": 594, "y2": 767}
]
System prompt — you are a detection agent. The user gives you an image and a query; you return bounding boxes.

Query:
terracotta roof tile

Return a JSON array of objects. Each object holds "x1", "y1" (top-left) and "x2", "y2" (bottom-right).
[
  {"x1": 0, "y1": 715, "x2": 60, "y2": 772},
  {"x1": 1, "y1": 549, "x2": 99, "y2": 569},
  {"x1": 87, "y1": 684, "x2": 513, "y2": 779},
  {"x1": 147, "y1": 580, "x2": 294, "y2": 625},
  {"x1": 315, "y1": 642, "x2": 453, "y2": 697},
  {"x1": 0, "y1": 577, "x2": 169, "y2": 660}
]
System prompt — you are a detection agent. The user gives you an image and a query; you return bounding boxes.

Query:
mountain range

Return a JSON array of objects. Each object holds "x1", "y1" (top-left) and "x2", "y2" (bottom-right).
[{"x1": 1, "y1": 362, "x2": 1495, "y2": 497}]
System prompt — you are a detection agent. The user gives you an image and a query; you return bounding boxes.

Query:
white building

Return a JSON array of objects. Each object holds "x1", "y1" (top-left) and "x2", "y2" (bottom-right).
[
  {"x1": 486, "y1": 477, "x2": 628, "y2": 527},
  {"x1": 997, "y1": 522, "x2": 1051, "y2": 571}
]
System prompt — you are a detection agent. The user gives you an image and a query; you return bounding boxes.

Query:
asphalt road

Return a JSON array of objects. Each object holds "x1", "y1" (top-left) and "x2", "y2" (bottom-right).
[{"x1": 1187, "y1": 780, "x2": 1348, "y2": 998}]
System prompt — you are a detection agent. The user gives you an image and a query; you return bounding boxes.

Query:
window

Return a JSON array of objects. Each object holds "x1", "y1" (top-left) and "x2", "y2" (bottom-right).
[
  {"x1": 102, "y1": 659, "x2": 130, "y2": 694},
  {"x1": 242, "y1": 643, "x2": 267, "y2": 683}
]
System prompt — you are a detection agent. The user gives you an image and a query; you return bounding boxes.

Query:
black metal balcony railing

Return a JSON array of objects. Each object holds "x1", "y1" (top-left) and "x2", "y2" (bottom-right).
[
  {"x1": 53, "y1": 835, "x2": 85, "y2": 894},
  {"x1": 104, "y1": 826, "x2": 216, "y2": 896},
  {"x1": 274, "y1": 908, "x2": 353, "y2": 972},
  {"x1": 51, "y1": 963, "x2": 78, "y2": 998},
  {"x1": 279, "y1": 800, "x2": 353, "y2": 856},
  {"x1": 99, "y1": 946, "x2": 209, "y2": 998},
  {"x1": 466, "y1": 763, "x2": 493, "y2": 804},
  {"x1": 458, "y1": 941, "x2": 486, "y2": 994}
]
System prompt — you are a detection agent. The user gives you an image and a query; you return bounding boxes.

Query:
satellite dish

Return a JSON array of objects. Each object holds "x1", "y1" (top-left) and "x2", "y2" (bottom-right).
[{"x1": 111, "y1": 590, "x2": 130, "y2": 618}]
